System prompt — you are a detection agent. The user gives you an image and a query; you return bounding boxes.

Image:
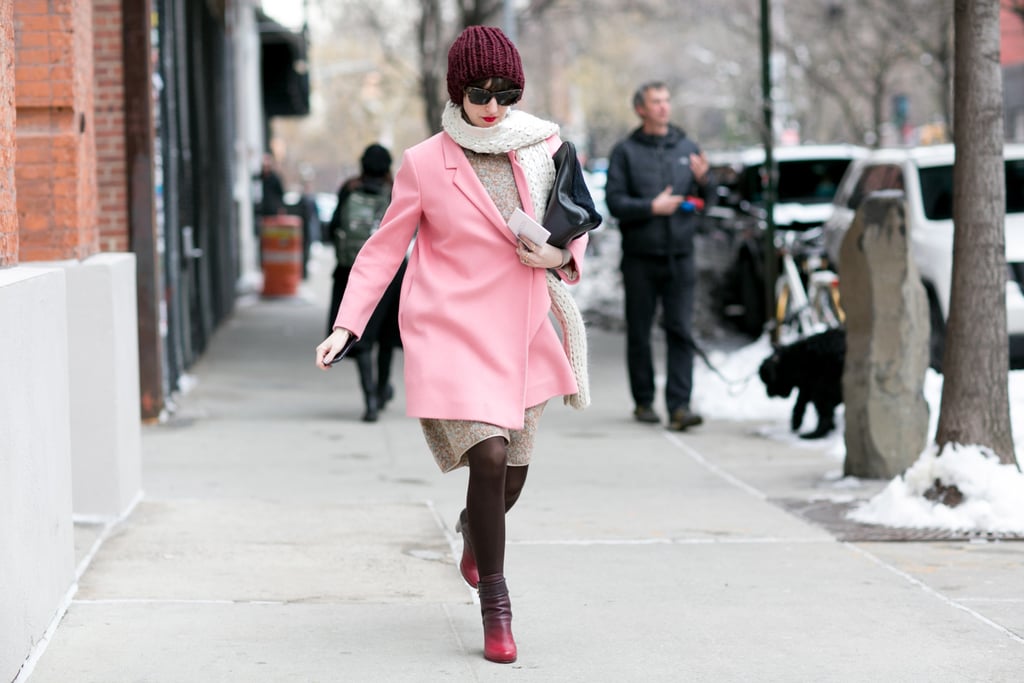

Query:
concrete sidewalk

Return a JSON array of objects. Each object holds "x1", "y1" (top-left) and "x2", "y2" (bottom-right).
[{"x1": 28, "y1": 250, "x2": 1024, "y2": 682}]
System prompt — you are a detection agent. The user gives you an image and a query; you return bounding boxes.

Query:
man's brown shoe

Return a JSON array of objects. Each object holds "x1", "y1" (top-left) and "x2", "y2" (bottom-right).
[
  {"x1": 669, "y1": 406, "x2": 703, "y2": 431},
  {"x1": 633, "y1": 405, "x2": 661, "y2": 424}
]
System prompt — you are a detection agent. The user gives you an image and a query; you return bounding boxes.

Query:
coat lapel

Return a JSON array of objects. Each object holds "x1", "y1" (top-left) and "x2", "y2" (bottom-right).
[{"x1": 442, "y1": 134, "x2": 519, "y2": 243}]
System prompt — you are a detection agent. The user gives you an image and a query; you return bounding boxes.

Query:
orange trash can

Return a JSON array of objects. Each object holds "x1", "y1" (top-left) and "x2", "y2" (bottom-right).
[{"x1": 261, "y1": 214, "x2": 303, "y2": 297}]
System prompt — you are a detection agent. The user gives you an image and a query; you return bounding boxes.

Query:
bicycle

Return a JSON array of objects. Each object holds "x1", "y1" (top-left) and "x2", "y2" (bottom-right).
[{"x1": 770, "y1": 226, "x2": 844, "y2": 345}]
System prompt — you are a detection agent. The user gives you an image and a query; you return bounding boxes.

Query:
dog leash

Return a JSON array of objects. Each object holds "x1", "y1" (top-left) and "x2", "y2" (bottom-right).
[{"x1": 684, "y1": 335, "x2": 761, "y2": 394}]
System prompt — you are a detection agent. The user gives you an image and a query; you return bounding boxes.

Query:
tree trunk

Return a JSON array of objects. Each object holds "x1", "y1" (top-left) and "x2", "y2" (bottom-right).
[
  {"x1": 936, "y1": 0, "x2": 1016, "y2": 464},
  {"x1": 937, "y1": 12, "x2": 955, "y2": 137},
  {"x1": 418, "y1": 0, "x2": 445, "y2": 135}
]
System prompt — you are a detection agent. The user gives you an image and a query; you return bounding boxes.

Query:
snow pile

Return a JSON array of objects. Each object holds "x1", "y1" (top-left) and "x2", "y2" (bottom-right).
[
  {"x1": 687, "y1": 333, "x2": 1024, "y2": 532},
  {"x1": 848, "y1": 444, "x2": 1024, "y2": 532}
]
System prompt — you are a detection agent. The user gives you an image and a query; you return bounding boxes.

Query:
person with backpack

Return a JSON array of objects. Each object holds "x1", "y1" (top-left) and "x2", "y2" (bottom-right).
[{"x1": 327, "y1": 143, "x2": 405, "y2": 422}]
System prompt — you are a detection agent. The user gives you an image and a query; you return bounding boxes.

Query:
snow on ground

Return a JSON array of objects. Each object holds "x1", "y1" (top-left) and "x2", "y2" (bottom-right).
[
  {"x1": 847, "y1": 443, "x2": 1024, "y2": 532},
  {"x1": 688, "y1": 332, "x2": 1024, "y2": 532}
]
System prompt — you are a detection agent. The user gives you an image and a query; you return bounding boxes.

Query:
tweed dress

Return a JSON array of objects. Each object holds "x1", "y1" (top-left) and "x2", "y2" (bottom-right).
[{"x1": 420, "y1": 149, "x2": 546, "y2": 473}]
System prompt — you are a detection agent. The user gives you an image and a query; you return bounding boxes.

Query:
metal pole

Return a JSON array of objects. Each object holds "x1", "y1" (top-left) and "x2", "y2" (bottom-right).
[
  {"x1": 123, "y1": 0, "x2": 164, "y2": 420},
  {"x1": 760, "y1": 0, "x2": 776, "y2": 331},
  {"x1": 503, "y1": 0, "x2": 517, "y2": 44}
]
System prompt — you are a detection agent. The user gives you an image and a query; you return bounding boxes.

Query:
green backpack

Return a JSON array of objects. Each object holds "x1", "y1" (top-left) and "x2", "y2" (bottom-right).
[{"x1": 332, "y1": 187, "x2": 390, "y2": 267}]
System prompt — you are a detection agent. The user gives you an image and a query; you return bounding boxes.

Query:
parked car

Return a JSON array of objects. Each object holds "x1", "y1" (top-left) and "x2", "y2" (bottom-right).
[
  {"x1": 821, "y1": 143, "x2": 1024, "y2": 369},
  {"x1": 699, "y1": 144, "x2": 868, "y2": 336}
]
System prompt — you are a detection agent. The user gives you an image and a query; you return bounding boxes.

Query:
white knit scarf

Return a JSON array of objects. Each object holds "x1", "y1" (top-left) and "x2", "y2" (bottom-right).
[
  {"x1": 442, "y1": 102, "x2": 590, "y2": 409},
  {"x1": 441, "y1": 102, "x2": 558, "y2": 218}
]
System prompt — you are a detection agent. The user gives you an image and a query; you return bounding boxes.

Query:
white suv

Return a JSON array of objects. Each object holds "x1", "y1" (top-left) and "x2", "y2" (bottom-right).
[
  {"x1": 702, "y1": 144, "x2": 867, "y2": 335},
  {"x1": 733, "y1": 144, "x2": 869, "y2": 229},
  {"x1": 822, "y1": 144, "x2": 1024, "y2": 369}
]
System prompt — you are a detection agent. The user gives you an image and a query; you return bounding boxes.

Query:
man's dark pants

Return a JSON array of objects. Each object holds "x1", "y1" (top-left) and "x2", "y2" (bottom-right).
[{"x1": 621, "y1": 252, "x2": 696, "y2": 414}]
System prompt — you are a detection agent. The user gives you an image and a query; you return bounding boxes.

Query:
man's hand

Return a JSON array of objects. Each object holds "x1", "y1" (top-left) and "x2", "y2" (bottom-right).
[
  {"x1": 690, "y1": 152, "x2": 710, "y2": 185},
  {"x1": 316, "y1": 328, "x2": 353, "y2": 369},
  {"x1": 651, "y1": 186, "x2": 684, "y2": 215}
]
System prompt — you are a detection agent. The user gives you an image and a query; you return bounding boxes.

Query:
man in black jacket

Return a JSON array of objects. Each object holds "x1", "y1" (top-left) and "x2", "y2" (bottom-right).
[{"x1": 606, "y1": 81, "x2": 714, "y2": 430}]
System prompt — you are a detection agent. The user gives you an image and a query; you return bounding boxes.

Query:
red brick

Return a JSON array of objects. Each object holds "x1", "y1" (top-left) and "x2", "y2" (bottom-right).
[
  {"x1": 16, "y1": 15, "x2": 60, "y2": 32},
  {"x1": 15, "y1": 164, "x2": 55, "y2": 181},
  {"x1": 49, "y1": 80, "x2": 73, "y2": 102},
  {"x1": 13, "y1": 0, "x2": 99, "y2": 261},
  {"x1": 19, "y1": 212, "x2": 49, "y2": 231},
  {"x1": 16, "y1": 30, "x2": 48, "y2": 48},
  {"x1": 21, "y1": 244, "x2": 62, "y2": 261},
  {"x1": 14, "y1": 80, "x2": 51, "y2": 100},
  {"x1": 17, "y1": 1, "x2": 49, "y2": 15},
  {"x1": 14, "y1": 146, "x2": 50, "y2": 164},
  {"x1": 49, "y1": 65, "x2": 73, "y2": 82},
  {"x1": 15, "y1": 64, "x2": 51, "y2": 81},
  {"x1": 92, "y1": 0, "x2": 128, "y2": 256}
]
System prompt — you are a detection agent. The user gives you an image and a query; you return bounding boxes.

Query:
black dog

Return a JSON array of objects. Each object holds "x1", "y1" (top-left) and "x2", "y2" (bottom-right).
[{"x1": 758, "y1": 328, "x2": 845, "y2": 439}]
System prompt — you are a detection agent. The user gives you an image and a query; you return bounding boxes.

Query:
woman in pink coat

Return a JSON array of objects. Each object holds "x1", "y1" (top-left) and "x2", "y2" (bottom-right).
[{"x1": 315, "y1": 26, "x2": 587, "y2": 664}]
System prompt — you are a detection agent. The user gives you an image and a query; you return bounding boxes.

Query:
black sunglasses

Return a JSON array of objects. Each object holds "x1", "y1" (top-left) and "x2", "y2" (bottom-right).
[{"x1": 464, "y1": 86, "x2": 522, "y2": 107}]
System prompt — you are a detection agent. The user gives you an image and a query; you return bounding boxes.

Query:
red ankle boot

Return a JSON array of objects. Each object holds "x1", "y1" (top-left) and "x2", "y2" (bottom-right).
[
  {"x1": 477, "y1": 574, "x2": 516, "y2": 663},
  {"x1": 455, "y1": 509, "x2": 479, "y2": 588}
]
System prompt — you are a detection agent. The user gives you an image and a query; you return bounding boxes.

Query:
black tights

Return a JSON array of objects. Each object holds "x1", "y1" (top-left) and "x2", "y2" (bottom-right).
[{"x1": 465, "y1": 437, "x2": 529, "y2": 577}]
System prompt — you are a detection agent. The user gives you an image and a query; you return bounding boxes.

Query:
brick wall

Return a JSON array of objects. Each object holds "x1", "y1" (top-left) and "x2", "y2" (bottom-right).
[
  {"x1": 15, "y1": 0, "x2": 98, "y2": 262},
  {"x1": 94, "y1": 0, "x2": 128, "y2": 252},
  {"x1": 0, "y1": 0, "x2": 16, "y2": 266}
]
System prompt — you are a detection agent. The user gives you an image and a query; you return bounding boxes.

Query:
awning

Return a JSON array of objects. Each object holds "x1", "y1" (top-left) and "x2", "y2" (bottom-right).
[{"x1": 258, "y1": 10, "x2": 310, "y2": 117}]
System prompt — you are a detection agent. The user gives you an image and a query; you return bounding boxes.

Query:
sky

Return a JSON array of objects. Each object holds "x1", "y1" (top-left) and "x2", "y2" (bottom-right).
[{"x1": 261, "y1": 0, "x2": 305, "y2": 30}]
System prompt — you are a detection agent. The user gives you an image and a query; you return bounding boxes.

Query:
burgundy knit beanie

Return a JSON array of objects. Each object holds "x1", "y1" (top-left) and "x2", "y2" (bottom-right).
[{"x1": 446, "y1": 25, "x2": 525, "y2": 105}]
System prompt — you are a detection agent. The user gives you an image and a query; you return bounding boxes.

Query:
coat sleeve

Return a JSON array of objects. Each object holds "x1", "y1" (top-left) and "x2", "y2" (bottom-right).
[
  {"x1": 605, "y1": 141, "x2": 653, "y2": 223},
  {"x1": 553, "y1": 233, "x2": 587, "y2": 284},
  {"x1": 690, "y1": 145, "x2": 719, "y2": 209}
]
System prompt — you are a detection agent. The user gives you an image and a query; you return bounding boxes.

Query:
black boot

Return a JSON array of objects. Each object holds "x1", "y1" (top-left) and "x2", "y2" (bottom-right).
[
  {"x1": 355, "y1": 354, "x2": 378, "y2": 422},
  {"x1": 377, "y1": 382, "x2": 395, "y2": 410},
  {"x1": 361, "y1": 395, "x2": 379, "y2": 423},
  {"x1": 377, "y1": 345, "x2": 395, "y2": 410}
]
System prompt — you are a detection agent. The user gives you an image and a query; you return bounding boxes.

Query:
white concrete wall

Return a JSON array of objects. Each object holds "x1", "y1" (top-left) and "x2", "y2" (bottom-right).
[
  {"x1": 229, "y1": 0, "x2": 263, "y2": 290},
  {"x1": 0, "y1": 266, "x2": 76, "y2": 683},
  {"x1": 63, "y1": 253, "x2": 142, "y2": 518}
]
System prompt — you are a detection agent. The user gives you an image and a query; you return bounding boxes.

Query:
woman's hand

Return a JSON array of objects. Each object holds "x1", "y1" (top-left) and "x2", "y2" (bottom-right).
[
  {"x1": 516, "y1": 237, "x2": 568, "y2": 269},
  {"x1": 315, "y1": 328, "x2": 353, "y2": 370}
]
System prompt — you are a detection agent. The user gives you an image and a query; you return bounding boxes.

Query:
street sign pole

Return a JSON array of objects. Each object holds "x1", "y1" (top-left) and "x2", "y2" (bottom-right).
[{"x1": 761, "y1": 0, "x2": 776, "y2": 332}]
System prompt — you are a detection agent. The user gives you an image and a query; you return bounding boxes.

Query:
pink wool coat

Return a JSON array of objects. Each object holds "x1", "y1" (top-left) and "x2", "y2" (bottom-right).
[{"x1": 334, "y1": 131, "x2": 587, "y2": 429}]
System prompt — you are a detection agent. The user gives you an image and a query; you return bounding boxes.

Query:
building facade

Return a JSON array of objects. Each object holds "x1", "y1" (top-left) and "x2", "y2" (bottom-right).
[{"x1": 0, "y1": 0, "x2": 308, "y2": 678}]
